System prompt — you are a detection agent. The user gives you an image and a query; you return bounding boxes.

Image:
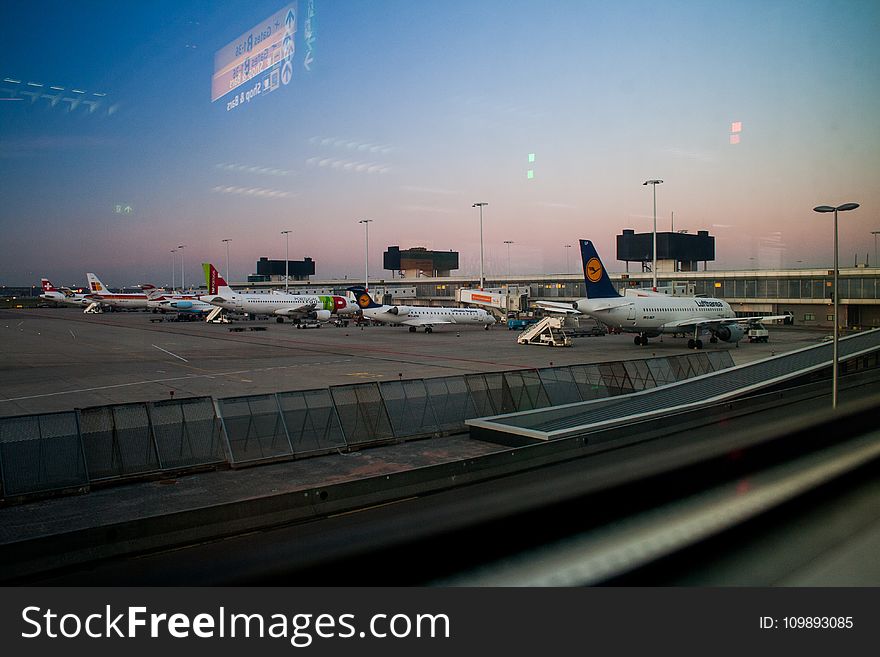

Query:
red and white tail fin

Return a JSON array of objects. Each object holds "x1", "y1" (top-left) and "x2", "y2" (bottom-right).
[
  {"x1": 41, "y1": 278, "x2": 57, "y2": 292},
  {"x1": 205, "y1": 263, "x2": 232, "y2": 297}
]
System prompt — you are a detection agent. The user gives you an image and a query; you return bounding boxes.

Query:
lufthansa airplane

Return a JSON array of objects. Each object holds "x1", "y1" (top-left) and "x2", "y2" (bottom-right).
[
  {"x1": 536, "y1": 240, "x2": 787, "y2": 349},
  {"x1": 351, "y1": 287, "x2": 495, "y2": 333}
]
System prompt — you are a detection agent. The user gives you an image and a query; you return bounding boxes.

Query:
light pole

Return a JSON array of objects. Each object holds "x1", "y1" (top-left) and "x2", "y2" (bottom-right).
[
  {"x1": 643, "y1": 179, "x2": 663, "y2": 290},
  {"x1": 472, "y1": 202, "x2": 488, "y2": 289},
  {"x1": 281, "y1": 230, "x2": 292, "y2": 292},
  {"x1": 170, "y1": 249, "x2": 176, "y2": 291},
  {"x1": 564, "y1": 244, "x2": 572, "y2": 273},
  {"x1": 813, "y1": 202, "x2": 859, "y2": 410},
  {"x1": 503, "y1": 240, "x2": 514, "y2": 278},
  {"x1": 872, "y1": 230, "x2": 880, "y2": 268},
  {"x1": 358, "y1": 219, "x2": 373, "y2": 290},
  {"x1": 222, "y1": 239, "x2": 232, "y2": 283},
  {"x1": 177, "y1": 244, "x2": 186, "y2": 291}
]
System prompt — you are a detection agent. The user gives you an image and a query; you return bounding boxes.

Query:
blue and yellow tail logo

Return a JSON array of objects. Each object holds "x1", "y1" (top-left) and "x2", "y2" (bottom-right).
[
  {"x1": 357, "y1": 292, "x2": 373, "y2": 309},
  {"x1": 585, "y1": 257, "x2": 603, "y2": 283}
]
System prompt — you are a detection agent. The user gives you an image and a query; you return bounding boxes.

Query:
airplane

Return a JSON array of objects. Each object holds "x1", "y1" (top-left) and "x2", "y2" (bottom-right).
[
  {"x1": 203, "y1": 263, "x2": 358, "y2": 322},
  {"x1": 85, "y1": 273, "x2": 154, "y2": 310},
  {"x1": 145, "y1": 287, "x2": 214, "y2": 315},
  {"x1": 535, "y1": 240, "x2": 788, "y2": 349},
  {"x1": 350, "y1": 287, "x2": 496, "y2": 333},
  {"x1": 39, "y1": 279, "x2": 92, "y2": 308}
]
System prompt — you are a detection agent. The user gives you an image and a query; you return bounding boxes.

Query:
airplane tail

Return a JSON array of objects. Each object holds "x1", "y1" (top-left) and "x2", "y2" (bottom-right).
[
  {"x1": 145, "y1": 287, "x2": 166, "y2": 300},
  {"x1": 579, "y1": 240, "x2": 620, "y2": 299},
  {"x1": 41, "y1": 278, "x2": 57, "y2": 293},
  {"x1": 204, "y1": 263, "x2": 232, "y2": 296},
  {"x1": 86, "y1": 273, "x2": 107, "y2": 295},
  {"x1": 347, "y1": 286, "x2": 384, "y2": 310}
]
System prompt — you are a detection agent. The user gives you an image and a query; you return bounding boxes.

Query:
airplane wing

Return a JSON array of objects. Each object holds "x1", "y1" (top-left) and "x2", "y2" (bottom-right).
[
  {"x1": 275, "y1": 303, "x2": 316, "y2": 316},
  {"x1": 534, "y1": 301, "x2": 580, "y2": 315},
  {"x1": 401, "y1": 318, "x2": 454, "y2": 327},
  {"x1": 534, "y1": 300, "x2": 632, "y2": 314},
  {"x1": 661, "y1": 314, "x2": 790, "y2": 330}
]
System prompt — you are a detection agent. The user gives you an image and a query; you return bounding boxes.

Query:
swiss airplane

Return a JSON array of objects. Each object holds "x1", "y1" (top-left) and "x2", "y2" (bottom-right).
[
  {"x1": 39, "y1": 279, "x2": 92, "y2": 308},
  {"x1": 203, "y1": 263, "x2": 358, "y2": 322},
  {"x1": 536, "y1": 240, "x2": 788, "y2": 349},
  {"x1": 85, "y1": 274, "x2": 154, "y2": 310},
  {"x1": 351, "y1": 287, "x2": 496, "y2": 333}
]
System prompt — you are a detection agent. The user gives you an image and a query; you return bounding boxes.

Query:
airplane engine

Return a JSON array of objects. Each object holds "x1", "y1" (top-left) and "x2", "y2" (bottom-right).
[
  {"x1": 307, "y1": 309, "x2": 332, "y2": 322},
  {"x1": 173, "y1": 301, "x2": 193, "y2": 310},
  {"x1": 714, "y1": 324, "x2": 744, "y2": 343},
  {"x1": 387, "y1": 306, "x2": 410, "y2": 317}
]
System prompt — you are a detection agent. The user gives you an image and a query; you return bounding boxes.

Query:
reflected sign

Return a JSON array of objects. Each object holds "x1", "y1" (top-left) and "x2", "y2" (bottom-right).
[{"x1": 212, "y1": 4, "x2": 296, "y2": 109}]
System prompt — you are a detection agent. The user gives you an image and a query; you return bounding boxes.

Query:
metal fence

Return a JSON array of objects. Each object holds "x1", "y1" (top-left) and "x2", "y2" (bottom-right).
[{"x1": 0, "y1": 351, "x2": 734, "y2": 500}]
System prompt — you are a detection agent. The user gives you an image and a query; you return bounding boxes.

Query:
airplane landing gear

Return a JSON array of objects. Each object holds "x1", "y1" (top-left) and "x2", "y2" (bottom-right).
[
  {"x1": 408, "y1": 326, "x2": 417, "y2": 332},
  {"x1": 425, "y1": 327, "x2": 433, "y2": 333},
  {"x1": 634, "y1": 334, "x2": 648, "y2": 346},
  {"x1": 688, "y1": 338, "x2": 704, "y2": 349}
]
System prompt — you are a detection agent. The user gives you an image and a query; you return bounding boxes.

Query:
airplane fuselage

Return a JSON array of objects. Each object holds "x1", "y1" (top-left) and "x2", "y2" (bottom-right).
[
  {"x1": 210, "y1": 291, "x2": 358, "y2": 318},
  {"x1": 364, "y1": 305, "x2": 495, "y2": 327},
  {"x1": 578, "y1": 297, "x2": 735, "y2": 336}
]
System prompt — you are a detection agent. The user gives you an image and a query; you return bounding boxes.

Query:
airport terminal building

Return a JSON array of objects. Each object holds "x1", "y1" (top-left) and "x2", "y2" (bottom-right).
[{"x1": 274, "y1": 266, "x2": 880, "y2": 330}]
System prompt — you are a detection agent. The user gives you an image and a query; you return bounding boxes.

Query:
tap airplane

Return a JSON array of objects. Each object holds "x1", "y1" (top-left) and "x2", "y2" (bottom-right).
[
  {"x1": 351, "y1": 287, "x2": 495, "y2": 333},
  {"x1": 85, "y1": 274, "x2": 154, "y2": 310},
  {"x1": 203, "y1": 263, "x2": 358, "y2": 322},
  {"x1": 39, "y1": 279, "x2": 92, "y2": 308},
  {"x1": 536, "y1": 240, "x2": 788, "y2": 349}
]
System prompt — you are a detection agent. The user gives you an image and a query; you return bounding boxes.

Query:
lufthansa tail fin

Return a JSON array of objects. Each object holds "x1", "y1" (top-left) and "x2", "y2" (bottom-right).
[
  {"x1": 347, "y1": 286, "x2": 384, "y2": 310},
  {"x1": 580, "y1": 240, "x2": 620, "y2": 299}
]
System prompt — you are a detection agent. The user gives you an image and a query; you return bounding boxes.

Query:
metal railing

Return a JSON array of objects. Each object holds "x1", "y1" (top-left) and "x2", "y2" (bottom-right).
[{"x1": 0, "y1": 351, "x2": 734, "y2": 502}]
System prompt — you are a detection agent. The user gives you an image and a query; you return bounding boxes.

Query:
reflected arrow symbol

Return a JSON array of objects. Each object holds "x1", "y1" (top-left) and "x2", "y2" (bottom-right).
[
  {"x1": 285, "y1": 10, "x2": 295, "y2": 28},
  {"x1": 304, "y1": 51, "x2": 314, "y2": 71}
]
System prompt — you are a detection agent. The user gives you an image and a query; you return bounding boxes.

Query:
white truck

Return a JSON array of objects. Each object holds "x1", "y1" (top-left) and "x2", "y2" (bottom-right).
[{"x1": 747, "y1": 323, "x2": 770, "y2": 343}]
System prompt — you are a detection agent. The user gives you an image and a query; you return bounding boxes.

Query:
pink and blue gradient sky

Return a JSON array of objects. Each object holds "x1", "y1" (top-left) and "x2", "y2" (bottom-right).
[{"x1": 1, "y1": 0, "x2": 879, "y2": 286}]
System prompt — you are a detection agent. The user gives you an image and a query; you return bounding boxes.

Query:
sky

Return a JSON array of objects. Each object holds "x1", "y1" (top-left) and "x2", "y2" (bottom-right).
[{"x1": 1, "y1": 0, "x2": 879, "y2": 287}]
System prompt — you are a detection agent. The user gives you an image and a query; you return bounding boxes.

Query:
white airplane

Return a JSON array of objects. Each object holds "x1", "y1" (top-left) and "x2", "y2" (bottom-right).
[
  {"x1": 39, "y1": 279, "x2": 92, "y2": 307},
  {"x1": 536, "y1": 240, "x2": 788, "y2": 349},
  {"x1": 203, "y1": 263, "x2": 358, "y2": 322},
  {"x1": 351, "y1": 287, "x2": 496, "y2": 333},
  {"x1": 145, "y1": 287, "x2": 214, "y2": 315},
  {"x1": 85, "y1": 273, "x2": 154, "y2": 310}
]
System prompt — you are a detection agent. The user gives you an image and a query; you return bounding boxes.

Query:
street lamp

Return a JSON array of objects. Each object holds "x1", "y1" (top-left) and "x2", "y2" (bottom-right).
[
  {"x1": 170, "y1": 249, "x2": 177, "y2": 291},
  {"x1": 177, "y1": 244, "x2": 186, "y2": 291},
  {"x1": 281, "y1": 230, "x2": 292, "y2": 292},
  {"x1": 564, "y1": 244, "x2": 572, "y2": 273},
  {"x1": 813, "y1": 202, "x2": 859, "y2": 410},
  {"x1": 472, "y1": 202, "x2": 488, "y2": 290},
  {"x1": 358, "y1": 219, "x2": 373, "y2": 290},
  {"x1": 222, "y1": 239, "x2": 232, "y2": 283},
  {"x1": 643, "y1": 179, "x2": 663, "y2": 290},
  {"x1": 503, "y1": 240, "x2": 514, "y2": 278},
  {"x1": 872, "y1": 230, "x2": 880, "y2": 268}
]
